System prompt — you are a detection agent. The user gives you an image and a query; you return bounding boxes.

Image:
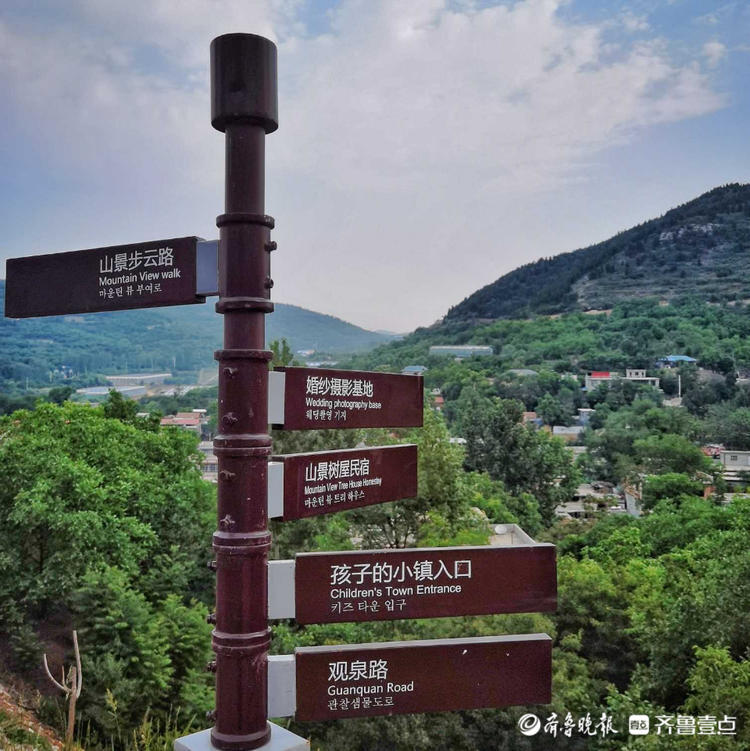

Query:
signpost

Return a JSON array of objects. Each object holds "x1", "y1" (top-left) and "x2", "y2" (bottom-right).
[
  {"x1": 269, "y1": 543, "x2": 556, "y2": 625},
  {"x1": 269, "y1": 444, "x2": 418, "y2": 520},
  {"x1": 206, "y1": 33, "x2": 278, "y2": 751},
  {"x1": 5, "y1": 236, "x2": 218, "y2": 318},
  {"x1": 293, "y1": 635, "x2": 552, "y2": 722},
  {"x1": 269, "y1": 367, "x2": 423, "y2": 429},
  {"x1": 5, "y1": 31, "x2": 556, "y2": 751}
]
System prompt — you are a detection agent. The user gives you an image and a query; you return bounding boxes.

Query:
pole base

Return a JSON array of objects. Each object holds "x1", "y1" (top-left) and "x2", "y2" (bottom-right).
[{"x1": 175, "y1": 724, "x2": 308, "y2": 751}]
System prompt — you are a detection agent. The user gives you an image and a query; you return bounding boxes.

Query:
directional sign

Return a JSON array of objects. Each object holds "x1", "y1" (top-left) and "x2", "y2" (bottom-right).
[
  {"x1": 270, "y1": 444, "x2": 417, "y2": 520},
  {"x1": 269, "y1": 543, "x2": 557, "y2": 624},
  {"x1": 269, "y1": 367, "x2": 423, "y2": 430},
  {"x1": 293, "y1": 634, "x2": 552, "y2": 721},
  {"x1": 5, "y1": 236, "x2": 217, "y2": 318}
]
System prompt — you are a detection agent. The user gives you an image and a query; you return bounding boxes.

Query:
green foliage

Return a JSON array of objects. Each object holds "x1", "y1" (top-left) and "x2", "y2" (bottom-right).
[
  {"x1": 0, "y1": 709, "x2": 53, "y2": 751},
  {"x1": 705, "y1": 404, "x2": 750, "y2": 449},
  {"x1": 462, "y1": 471, "x2": 543, "y2": 536},
  {"x1": 536, "y1": 392, "x2": 568, "y2": 426},
  {"x1": 346, "y1": 407, "x2": 469, "y2": 548},
  {"x1": 0, "y1": 400, "x2": 215, "y2": 748},
  {"x1": 461, "y1": 393, "x2": 579, "y2": 523},
  {"x1": 638, "y1": 497, "x2": 730, "y2": 555},
  {"x1": 633, "y1": 433, "x2": 713, "y2": 476},
  {"x1": 0, "y1": 282, "x2": 395, "y2": 388},
  {"x1": 683, "y1": 646, "x2": 750, "y2": 747},
  {"x1": 270, "y1": 338, "x2": 295, "y2": 367},
  {"x1": 642, "y1": 473, "x2": 704, "y2": 510},
  {"x1": 556, "y1": 555, "x2": 639, "y2": 691},
  {"x1": 584, "y1": 402, "x2": 704, "y2": 483},
  {"x1": 628, "y1": 499, "x2": 750, "y2": 706},
  {"x1": 70, "y1": 565, "x2": 172, "y2": 734},
  {"x1": 125, "y1": 709, "x2": 200, "y2": 751}
]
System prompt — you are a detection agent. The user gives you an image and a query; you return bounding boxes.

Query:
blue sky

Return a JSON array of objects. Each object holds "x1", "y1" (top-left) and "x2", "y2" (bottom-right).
[{"x1": 1, "y1": 0, "x2": 748, "y2": 331}]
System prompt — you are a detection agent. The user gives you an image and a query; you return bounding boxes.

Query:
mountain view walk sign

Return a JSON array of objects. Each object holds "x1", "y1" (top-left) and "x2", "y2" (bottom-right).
[{"x1": 4, "y1": 236, "x2": 218, "y2": 318}]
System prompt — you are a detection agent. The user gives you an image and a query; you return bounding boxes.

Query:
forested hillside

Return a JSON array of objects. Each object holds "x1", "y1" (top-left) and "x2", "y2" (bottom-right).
[
  {"x1": 447, "y1": 183, "x2": 750, "y2": 321},
  {"x1": 0, "y1": 281, "x2": 395, "y2": 389},
  {"x1": 349, "y1": 297, "x2": 750, "y2": 382}
]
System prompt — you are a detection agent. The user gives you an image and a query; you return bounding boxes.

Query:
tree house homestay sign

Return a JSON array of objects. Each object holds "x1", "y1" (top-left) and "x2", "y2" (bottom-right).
[
  {"x1": 268, "y1": 444, "x2": 418, "y2": 520},
  {"x1": 5, "y1": 32, "x2": 556, "y2": 751}
]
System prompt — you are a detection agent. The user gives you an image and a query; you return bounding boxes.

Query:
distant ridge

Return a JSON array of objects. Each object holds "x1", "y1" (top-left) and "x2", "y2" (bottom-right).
[
  {"x1": 0, "y1": 281, "x2": 395, "y2": 385},
  {"x1": 446, "y1": 183, "x2": 750, "y2": 322}
]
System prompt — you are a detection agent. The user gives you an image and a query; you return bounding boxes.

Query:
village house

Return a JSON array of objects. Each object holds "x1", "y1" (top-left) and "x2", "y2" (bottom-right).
[
  {"x1": 719, "y1": 449, "x2": 750, "y2": 484},
  {"x1": 401, "y1": 365, "x2": 428, "y2": 375},
  {"x1": 584, "y1": 368, "x2": 660, "y2": 391},
  {"x1": 656, "y1": 355, "x2": 697, "y2": 369},
  {"x1": 198, "y1": 440, "x2": 219, "y2": 483}
]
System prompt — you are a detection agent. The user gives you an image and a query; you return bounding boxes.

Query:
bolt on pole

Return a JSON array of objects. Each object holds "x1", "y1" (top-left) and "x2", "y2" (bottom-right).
[{"x1": 209, "y1": 33, "x2": 278, "y2": 751}]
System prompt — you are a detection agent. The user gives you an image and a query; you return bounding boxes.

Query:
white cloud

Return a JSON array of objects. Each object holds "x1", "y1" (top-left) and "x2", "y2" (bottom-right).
[
  {"x1": 702, "y1": 40, "x2": 727, "y2": 68},
  {"x1": 0, "y1": 0, "x2": 728, "y2": 329},
  {"x1": 620, "y1": 10, "x2": 650, "y2": 32},
  {"x1": 275, "y1": 0, "x2": 722, "y2": 193}
]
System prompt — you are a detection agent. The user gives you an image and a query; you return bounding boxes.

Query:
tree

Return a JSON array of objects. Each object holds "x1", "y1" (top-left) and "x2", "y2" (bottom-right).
[
  {"x1": 628, "y1": 499, "x2": 750, "y2": 707},
  {"x1": 633, "y1": 434, "x2": 713, "y2": 476},
  {"x1": 642, "y1": 473, "x2": 704, "y2": 510},
  {"x1": 463, "y1": 395, "x2": 579, "y2": 523},
  {"x1": 536, "y1": 392, "x2": 566, "y2": 426},
  {"x1": 69, "y1": 565, "x2": 173, "y2": 739},
  {"x1": 706, "y1": 405, "x2": 750, "y2": 450},
  {"x1": 683, "y1": 646, "x2": 750, "y2": 748},
  {"x1": 47, "y1": 385, "x2": 74, "y2": 404},
  {"x1": 346, "y1": 406, "x2": 469, "y2": 548},
  {"x1": 584, "y1": 402, "x2": 702, "y2": 483},
  {"x1": 270, "y1": 338, "x2": 295, "y2": 367},
  {"x1": 0, "y1": 400, "x2": 215, "y2": 742}
]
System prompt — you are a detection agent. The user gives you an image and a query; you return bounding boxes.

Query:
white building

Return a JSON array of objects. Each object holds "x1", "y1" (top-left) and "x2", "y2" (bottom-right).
[
  {"x1": 584, "y1": 369, "x2": 660, "y2": 391},
  {"x1": 429, "y1": 345, "x2": 493, "y2": 358},
  {"x1": 105, "y1": 372, "x2": 172, "y2": 387},
  {"x1": 720, "y1": 450, "x2": 750, "y2": 483}
]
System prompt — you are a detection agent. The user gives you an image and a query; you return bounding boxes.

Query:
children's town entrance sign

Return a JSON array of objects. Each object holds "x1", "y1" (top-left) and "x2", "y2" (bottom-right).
[
  {"x1": 268, "y1": 544, "x2": 557, "y2": 625},
  {"x1": 5, "y1": 34, "x2": 555, "y2": 751}
]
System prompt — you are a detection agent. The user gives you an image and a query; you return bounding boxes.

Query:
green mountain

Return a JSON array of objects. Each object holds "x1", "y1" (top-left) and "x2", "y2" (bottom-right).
[
  {"x1": 447, "y1": 183, "x2": 750, "y2": 322},
  {"x1": 0, "y1": 281, "x2": 395, "y2": 386}
]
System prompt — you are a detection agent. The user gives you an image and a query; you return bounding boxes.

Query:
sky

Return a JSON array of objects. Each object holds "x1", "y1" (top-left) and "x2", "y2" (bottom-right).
[{"x1": 1, "y1": 0, "x2": 748, "y2": 332}]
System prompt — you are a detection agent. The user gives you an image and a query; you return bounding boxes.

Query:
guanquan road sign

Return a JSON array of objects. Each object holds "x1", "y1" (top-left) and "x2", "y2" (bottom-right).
[
  {"x1": 269, "y1": 367, "x2": 423, "y2": 429},
  {"x1": 269, "y1": 444, "x2": 418, "y2": 520},
  {"x1": 4, "y1": 236, "x2": 219, "y2": 318},
  {"x1": 267, "y1": 543, "x2": 557, "y2": 624},
  {"x1": 290, "y1": 634, "x2": 552, "y2": 721}
]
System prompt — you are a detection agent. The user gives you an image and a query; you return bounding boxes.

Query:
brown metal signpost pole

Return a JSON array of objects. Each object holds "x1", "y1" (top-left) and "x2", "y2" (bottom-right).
[{"x1": 210, "y1": 33, "x2": 277, "y2": 751}]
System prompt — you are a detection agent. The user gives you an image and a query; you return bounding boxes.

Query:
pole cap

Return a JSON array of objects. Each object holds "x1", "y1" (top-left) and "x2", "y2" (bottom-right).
[{"x1": 210, "y1": 33, "x2": 278, "y2": 133}]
